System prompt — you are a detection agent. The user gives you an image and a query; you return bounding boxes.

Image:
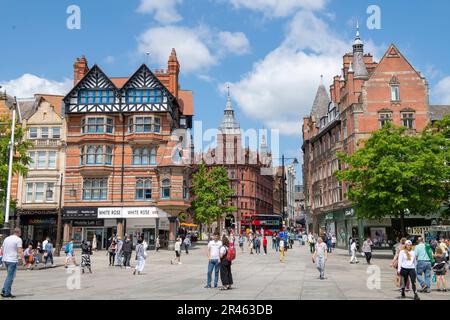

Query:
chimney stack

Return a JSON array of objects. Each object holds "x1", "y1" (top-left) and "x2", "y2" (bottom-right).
[{"x1": 73, "y1": 55, "x2": 89, "y2": 86}]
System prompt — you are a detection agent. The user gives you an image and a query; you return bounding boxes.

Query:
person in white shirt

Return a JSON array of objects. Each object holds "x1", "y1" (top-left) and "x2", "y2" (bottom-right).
[
  {"x1": 171, "y1": 238, "x2": 182, "y2": 265},
  {"x1": 1, "y1": 228, "x2": 25, "y2": 298},
  {"x1": 42, "y1": 237, "x2": 49, "y2": 255},
  {"x1": 398, "y1": 240, "x2": 420, "y2": 300},
  {"x1": 312, "y1": 237, "x2": 328, "y2": 280},
  {"x1": 349, "y1": 239, "x2": 359, "y2": 264},
  {"x1": 205, "y1": 232, "x2": 222, "y2": 288},
  {"x1": 279, "y1": 238, "x2": 285, "y2": 263}
]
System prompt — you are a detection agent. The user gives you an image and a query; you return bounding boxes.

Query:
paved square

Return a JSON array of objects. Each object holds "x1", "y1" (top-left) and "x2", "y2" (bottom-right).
[{"x1": 2, "y1": 240, "x2": 449, "y2": 300}]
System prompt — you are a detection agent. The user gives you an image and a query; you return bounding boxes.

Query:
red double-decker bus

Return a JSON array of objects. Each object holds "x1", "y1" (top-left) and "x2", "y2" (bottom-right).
[{"x1": 250, "y1": 214, "x2": 283, "y2": 235}]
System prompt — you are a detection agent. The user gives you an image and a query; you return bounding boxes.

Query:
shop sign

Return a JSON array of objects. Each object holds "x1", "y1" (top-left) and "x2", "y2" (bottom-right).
[
  {"x1": 97, "y1": 207, "x2": 161, "y2": 219},
  {"x1": 26, "y1": 217, "x2": 56, "y2": 225},
  {"x1": 98, "y1": 207, "x2": 123, "y2": 219},
  {"x1": 63, "y1": 207, "x2": 98, "y2": 220},
  {"x1": 345, "y1": 208, "x2": 355, "y2": 217},
  {"x1": 73, "y1": 220, "x2": 104, "y2": 227}
]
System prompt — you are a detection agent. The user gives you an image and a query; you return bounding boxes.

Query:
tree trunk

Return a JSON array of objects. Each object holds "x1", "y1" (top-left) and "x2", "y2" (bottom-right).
[
  {"x1": 217, "y1": 216, "x2": 221, "y2": 235},
  {"x1": 400, "y1": 211, "x2": 405, "y2": 237}
]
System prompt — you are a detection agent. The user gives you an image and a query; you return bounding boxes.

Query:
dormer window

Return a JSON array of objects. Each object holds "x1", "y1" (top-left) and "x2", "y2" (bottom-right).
[
  {"x1": 390, "y1": 76, "x2": 400, "y2": 102},
  {"x1": 78, "y1": 89, "x2": 114, "y2": 104},
  {"x1": 125, "y1": 89, "x2": 162, "y2": 104}
]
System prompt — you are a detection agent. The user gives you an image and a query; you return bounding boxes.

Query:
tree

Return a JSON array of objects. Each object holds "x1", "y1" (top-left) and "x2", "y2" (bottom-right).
[
  {"x1": 335, "y1": 123, "x2": 447, "y2": 236},
  {"x1": 0, "y1": 116, "x2": 32, "y2": 225},
  {"x1": 190, "y1": 163, "x2": 236, "y2": 238}
]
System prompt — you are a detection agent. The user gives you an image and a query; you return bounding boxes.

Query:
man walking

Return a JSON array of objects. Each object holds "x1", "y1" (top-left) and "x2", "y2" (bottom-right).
[
  {"x1": 312, "y1": 237, "x2": 328, "y2": 280},
  {"x1": 122, "y1": 236, "x2": 133, "y2": 269},
  {"x1": 308, "y1": 232, "x2": 315, "y2": 253},
  {"x1": 183, "y1": 236, "x2": 191, "y2": 254},
  {"x1": 205, "y1": 232, "x2": 222, "y2": 288},
  {"x1": 1, "y1": 228, "x2": 25, "y2": 298},
  {"x1": 414, "y1": 237, "x2": 433, "y2": 293},
  {"x1": 362, "y1": 237, "x2": 373, "y2": 264}
]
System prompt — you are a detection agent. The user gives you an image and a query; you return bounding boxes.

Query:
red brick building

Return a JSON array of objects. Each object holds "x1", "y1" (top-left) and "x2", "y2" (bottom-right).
[
  {"x1": 198, "y1": 92, "x2": 274, "y2": 234},
  {"x1": 302, "y1": 27, "x2": 448, "y2": 248},
  {"x1": 62, "y1": 50, "x2": 194, "y2": 249}
]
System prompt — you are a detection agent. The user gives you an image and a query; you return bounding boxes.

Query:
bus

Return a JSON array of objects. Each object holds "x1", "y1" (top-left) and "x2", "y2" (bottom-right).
[{"x1": 251, "y1": 214, "x2": 283, "y2": 235}]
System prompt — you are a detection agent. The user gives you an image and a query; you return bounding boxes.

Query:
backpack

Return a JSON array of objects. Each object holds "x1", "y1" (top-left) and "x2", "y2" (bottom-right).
[{"x1": 226, "y1": 246, "x2": 236, "y2": 262}]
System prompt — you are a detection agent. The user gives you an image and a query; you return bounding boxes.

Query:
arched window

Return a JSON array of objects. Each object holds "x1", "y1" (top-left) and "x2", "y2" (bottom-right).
[
  {"x1": 81, "y1": 145, "x2": 113, "y2": 166},
  {"x1": 161, "y1": 179, "x2": 171, "y2": 199},
  {"x1": 132, "y1": 147, "x2": 157, "y2": 165},
  {"x1": 136, "y1": 178, "x2": 152, "y2": 200}
]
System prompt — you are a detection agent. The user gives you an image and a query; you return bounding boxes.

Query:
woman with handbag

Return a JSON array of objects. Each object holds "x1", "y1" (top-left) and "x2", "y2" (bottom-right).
[
  {"x1": 432, "y1": 247, "x2": 447, "y2": 292},
  {"x1": 133, "y1": 238, "x2": 146, "y2": 275},
  {"x1": 81, "y1": 240, "x2": 93, "y2": 274},
  {"x1": 108, "y1": 240, "x2": 117, "y2": 266}
]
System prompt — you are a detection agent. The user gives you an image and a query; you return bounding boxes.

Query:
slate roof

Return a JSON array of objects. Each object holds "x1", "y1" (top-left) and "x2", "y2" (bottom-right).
[
  {"x1": 429, "y1": 105, "x2": 450, "y2": 121},
  {"x1": 310, "y1": 84, "x2": 331, "y2": 121}
]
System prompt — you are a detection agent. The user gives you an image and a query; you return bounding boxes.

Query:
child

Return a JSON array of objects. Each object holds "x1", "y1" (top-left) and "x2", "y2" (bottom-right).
[{"x1": 32, "y1": 248, "x2": 41, "y2": 268}]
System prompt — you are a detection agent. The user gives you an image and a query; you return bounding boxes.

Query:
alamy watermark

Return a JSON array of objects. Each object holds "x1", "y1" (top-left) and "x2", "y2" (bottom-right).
[{"x1": 66, "y1": 5, "x2": 81, "y2": 30}]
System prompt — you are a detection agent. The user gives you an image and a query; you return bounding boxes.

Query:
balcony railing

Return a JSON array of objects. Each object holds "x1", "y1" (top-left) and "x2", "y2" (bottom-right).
[{"x1": 33, "y1": 139, "x2": 62, "y2": 147}]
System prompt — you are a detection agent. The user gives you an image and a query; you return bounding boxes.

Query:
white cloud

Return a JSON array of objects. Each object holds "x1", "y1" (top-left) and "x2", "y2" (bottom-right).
[
  {"x1": 136, "y1": 26, "x2": 251, "y2": 74},
  {"x1": 1, "y1": 74, "x2": 72, "y2": 98},
  {"x1": 432, "y1": 76, "x2": 450, "y2": 104},
  {"x1": 228, "y1": 0, "x2": 327, "y2": 17},
  {"x1": 137, "y1": 0, "x2": 183, "y2": 24},
  {"x1": 217, "y1": 31, "x2": 250, "y2": 55}
]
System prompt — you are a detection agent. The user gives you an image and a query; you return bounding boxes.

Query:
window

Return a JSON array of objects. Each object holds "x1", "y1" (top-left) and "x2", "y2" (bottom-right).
[
  {"x1": 29, "y1": 128, "x2": 38, "y2": 139},
  {"x1": 28, "y1": 151, "x2": 57, "y2": 170},
  {"x1": 161, "y1": 179, "x2": 170, "y2": 199},
  {"x1": 128, "y1": 116, "x2": 161, "y2": 133},
  {"x1": 379, "y1": 112, "x2": 393, "y2": 128},
  {"x1": 48, "y1": 152, "x2": 56, "y2": 169},
  {"x1": 82, "y1": 117, "x2": 113, "y2": 134},
  {"x1": 80, "y1": 145, "x2": 113, "y2": 166},
  {"x1": 136, "y1": 178, "x2": 152, "y2": 200},
  {"x1": 37, "y1": 151, "x2": 47, "y2": 169},
  {"x1": 78, "y1": 89, "x2": 115, "y2": 104},
  {"x1": 132, "y1": 147, "x2": 157, "y2": 165},
  {"x1": 83, "y1": 178, "x2": 108, "y2": 200},
  {"x1": 41, "y1": 127, "x2": 49, "y2": 139},
  {"x1": 242, "y1": 185, "x2": 245, "y2": 196},
  {"x1": 183, "y1": 180, "x2": 188, "y2": 199},
  {"x1": 26, "y1": 182, "x2": 55, "y2": 203},
  {"x1": 401, "y1": 112, "x2": 415, "y2": 129},
  {"x1": 391, "y1": 86, "x2": 400, "y2": 101},
  {"x1": 125, "y1": 89, "x2": 163, "y2": 104},
  {"x1": 52, "y1": 127, "x2": 61, "y2": 139}
]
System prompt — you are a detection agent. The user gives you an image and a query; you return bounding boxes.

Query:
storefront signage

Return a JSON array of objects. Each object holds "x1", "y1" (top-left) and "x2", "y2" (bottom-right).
[
  {"x1": 18, "y1": 210, "x2": 57, "y2": 216},
  {"x1": 26, "y1": 218, "x2": 56, "y2": 225},
  {"x1": 73, "y1": 220, "x2": 104, "y2": 227},
  {"x1": 97, "y1": 207, "x2": 161, "y2": 219},
  {"x1": 98, "y1": 207, "x2": 123, "y2": 219},
  {"x1": 62, "y1": 207, "x2": 98, "y2": 220},
  {"x1": 345, "y1": 208, "x2": 355, "y2": 217}
]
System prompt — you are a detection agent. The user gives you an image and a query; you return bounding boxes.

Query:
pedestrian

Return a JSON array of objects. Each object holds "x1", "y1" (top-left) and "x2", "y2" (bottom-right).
[
  {"x1": 108, "y1": 240, "x2": 117, "y2": 266},
  {"x1": 183, "y1": 236, "x2": 191, "y2": 254},
  {"x1": 439, "y1": 239, "x2": 448, "y2": 261},
  {"x1": 43, "y1": 239, "x2": 54, "y2": 267},
  {"x1": 254, "y1": 235, "x2": 261, "y2": 255},
  {"x1": 219, "y1": 236, "x2": 233, "y2": 290},
  {"x1": 348, "y1": 236, "x2": 353, "y2": 256},
  {"x1": 312, "y1": 237, "x2": 328, "y2": 280},
  {"x1": 92, "y1": 235, "x2": 97, "y2": 252},
  {"x1": 143, "y1": 238, "x2": 148, "y2": 251},
  {"x1": 414, "y1": 237, "x2": 433, "y2": 293},
  {"x1": 42, "y1": 237, "x2": 49, "y2": 255},
  {"x1": 432, "y1": 247, "x2": 447, "y2": 292},
  {"x1": 171, "y1": 237, "x2": 182, "y2": 265},
  {"x1": 331, "y1": 235, "x2": 337, "y2": 250},
  {"x1": 156, "y1": 236, "x2": 161, "y2": 252},
  {"x1": 326, "y1": 234, "x2": 332, "y2": 253},
  {"x1": 308, "y1": 232, "x2": 315, "y2": 253},
  {"x1": 23, "y1": 244, "x2": 33, "y2": 270},
  {"x1": 279, "y1": 237, "x2": 285, "y2": 263},
  {"x1": 122, "y1": 236, "x2": 133, "y2": 269},
  {"x1": 205, "y1": 232, "x2": 222, "y2": 288},
  {"x1": 272, "y1": 232, "x2": 277, "y2": 251},
  {"x1": 64, "y1": 239, "x2": 77, "y2": 268},
  {"x1": 133, "y1": 238, "x2": 147, "y2": 275},
  {"x1": 398, "y1": 240, "x2": 420, "y2": 300},
  {"x1": 362, "y1": 237, "x2": 373, "y2": 265},
  {"x1": 80, "y1": 240, "x2": 93, "y2": 274},
  {"x1": 275, "y1": 232, "x2": 280, "y2": 252},
  {"x1": 249, "y1": 232, "x2": 254, "y2": 254},
  {"x1": 1, "y1": 228, "x2": 25, "y2": 298},
  {"x1": 349, "y1": 239, "x2": 359, "y2": 264},
  {"x1": 391, "y1": 237, "x2": 410, "y2": 292},
  {"x1": 239, "y1": 234, "x2": 245, "y2": 253},
  {"x1": 115, "y1": 236, "x2": 123, "y2": 267},
  {"x1": 262, "y1": 236, "x2": 268, "y2": 255}
]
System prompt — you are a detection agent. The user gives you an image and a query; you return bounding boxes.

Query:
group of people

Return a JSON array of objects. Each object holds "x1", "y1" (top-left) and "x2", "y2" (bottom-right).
[
  {"x1": 391, "y1": 237, "x2": 448, "y2": 300},
  {"x1": 307, "y1": 232, "x2": 336, "y2": 254},
  {"x1": 205, "y1": 232, "x2": 235, "y2": 290}
]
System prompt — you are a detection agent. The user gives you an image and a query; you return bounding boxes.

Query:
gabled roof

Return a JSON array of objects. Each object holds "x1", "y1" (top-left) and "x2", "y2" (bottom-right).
[
  {"x1": 110, "y1": 77, "x2": 129, "y2": 88},
  {"x1": 18, "y1": 99, "x2": 38, "y2": 120},
  {"x1": 429, "y1": 105, "x2": 450, "y2": 121},
  {"x1": 310, "y1": 84, "x2": 331, "y2": 121},
  {"x1": 178, "y1": 90, "x2": 194, "y2": 116},
  {"x1": 35, "y1": 94, "x2": 64, "y2": 116}
]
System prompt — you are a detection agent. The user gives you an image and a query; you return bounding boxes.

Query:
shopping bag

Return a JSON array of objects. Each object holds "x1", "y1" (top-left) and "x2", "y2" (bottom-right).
[
  {"x1": 432, "y1": 274, "x2": 437, "y2": 283},
  {"x1": 395, "y1": 274, "x2": 401, "y2": 288}
]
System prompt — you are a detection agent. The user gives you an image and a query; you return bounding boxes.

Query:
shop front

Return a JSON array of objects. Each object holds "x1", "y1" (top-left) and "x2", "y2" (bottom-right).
[{"x1": 18, "y1": 209, "x2": 57, "y2": 244}]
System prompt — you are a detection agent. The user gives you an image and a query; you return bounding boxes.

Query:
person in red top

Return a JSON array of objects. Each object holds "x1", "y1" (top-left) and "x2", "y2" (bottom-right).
[{"x1": 262, "y1": 236, "x2": 268, "y2": 255}]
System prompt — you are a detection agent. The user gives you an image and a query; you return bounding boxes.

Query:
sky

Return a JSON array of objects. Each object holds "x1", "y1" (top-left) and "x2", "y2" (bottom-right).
[{"x1": 1, "y1": 0, "x2": 450, "y2": 184}]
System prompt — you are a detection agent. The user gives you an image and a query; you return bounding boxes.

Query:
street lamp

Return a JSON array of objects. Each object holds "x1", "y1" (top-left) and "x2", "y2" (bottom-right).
[{"x1": 46, "y1": 174, "x2": 76, "y2": 256}]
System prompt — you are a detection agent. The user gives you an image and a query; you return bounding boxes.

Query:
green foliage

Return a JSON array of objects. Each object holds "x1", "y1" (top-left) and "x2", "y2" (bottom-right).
[
  {"x1": 190, "y1": 163, "x2": 236, "y2": 231},
  {"x1": 0, "y1": 116, "x2": 32, "y2": 225},
  {"x1": 335, "y1": 123, "x2": 448, "y2": 226}
]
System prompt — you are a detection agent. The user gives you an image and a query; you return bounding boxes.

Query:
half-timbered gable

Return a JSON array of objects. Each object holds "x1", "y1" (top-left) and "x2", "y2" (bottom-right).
[{"x1": 64, "y1": 65, "x2": 119, "y2": 114}]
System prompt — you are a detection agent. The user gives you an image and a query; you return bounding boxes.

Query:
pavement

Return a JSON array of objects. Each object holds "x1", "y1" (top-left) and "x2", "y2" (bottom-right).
[{"x1": 1, "y1": 240, "x2": 449, "y2": 300}]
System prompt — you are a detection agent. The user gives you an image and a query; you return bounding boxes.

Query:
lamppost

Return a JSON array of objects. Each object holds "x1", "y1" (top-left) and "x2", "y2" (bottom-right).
[
  {"x1": 274, "y1": 156, "x2": 299, "y2": 228},
  {"x1": 45, "y1": 173, "x2": 76, "y2": 256}
]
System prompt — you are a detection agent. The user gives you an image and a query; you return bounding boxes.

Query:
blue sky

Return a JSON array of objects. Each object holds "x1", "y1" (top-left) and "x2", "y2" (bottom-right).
[{"x1": 1, "y1": 0, "x2": 450, "y2": 183}]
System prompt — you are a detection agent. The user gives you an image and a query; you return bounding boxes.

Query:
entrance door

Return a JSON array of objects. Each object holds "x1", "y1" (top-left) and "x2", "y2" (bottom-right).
[
  {"x1": 143, "y1": 228, "x2": 155, "y2": 250},
  {"x1": 85, "y1": 228, "x2": 104, "y2": 250}
]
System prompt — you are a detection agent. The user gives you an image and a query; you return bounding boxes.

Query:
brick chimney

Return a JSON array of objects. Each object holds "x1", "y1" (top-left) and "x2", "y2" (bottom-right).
[
  {"x1": 168, "y1": 48, "x2": 180, "y2": 98},
  {"x1": 73, "y1": 55, "x2": 89, "y2": 86}
]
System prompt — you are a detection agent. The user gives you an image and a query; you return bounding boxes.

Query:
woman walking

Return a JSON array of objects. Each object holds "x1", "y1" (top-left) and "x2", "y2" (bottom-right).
[
  {"x1": 133, "y1": 238, "x2": 146, "y2": 275},
  {"x1": 156, "y1": 236, "x2": 161, "y2": 252},
  {"x1": 432, "y1": 247, "x2": 447, "y2": 291},
  {"x1": 349, "y1": 239, "x2": 359, "y2": 264},
  {"x1": 171, "y1": 237, "x2": 182, "y2": 265},
  {"x1": 262, "y1": 236, "x2": 268, "y2": 255},
  {"x1": 362, "y1": 237, "x2": 373, "y2": 264},
  {"x1": 398, "y1": 240, "x2": 420, "y2": 300},
  {"x1": 80, "y1": 240, "x2": 92, "y2": 274},
  {"x1": 44, "y1": 239, "x2": 54, "y2": 267},
  {"x1": 64, "y1": 239, "x2": 77, "y2": 268},
  {"x1": 108, "y1": 240, "x2": 117, "y2": 266},
  {"x1": 239, "y1": 234, "x2": 245, "y2": 253},
  {"x1": 219, "y1": 236, "x2": 233, "y2": 290}
]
